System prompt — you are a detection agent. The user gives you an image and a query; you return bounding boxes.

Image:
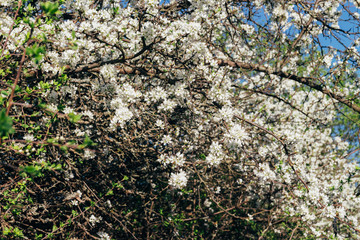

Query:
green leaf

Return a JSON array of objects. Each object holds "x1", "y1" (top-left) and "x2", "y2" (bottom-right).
[
  {"x1": 13, "y1": 227, "x2": 24, "y2": 237},
  {"x1": 41, "y1": 2, "x2": 61, "y2": 16},
  {"x1": 84, "y1": 135, "x2": 96, "y2": 146},
  {"x1": 77, "y1": 135, "x2": 96, "y2": 149},
  {"x1": 20, "y1": 165, "x2": 42, "y2": 177},
  {"x1": 35, "y1": 234, "x2": 43, "y2": 240},
  {"x1": 60, "y1": 145, "x2": 68, "y2": 152},
  {"x1": 26, "y1": 43, "x2": 46, "y2": 64},
  {"x1": 68, "y1": 112, "x2": 82, "y2": 123},
  {"x1": 199, "y1": 153, "x2": 206, "y2": 160},
  {"x1": 47, "y1": 138, "x2": 57, "y2": 144},
  {"x1": 3, "y1": 227, "x2": 12, "y2": 236},
  {"x1": 52, "y1": 224, "x2": 58, "y2": 232},
  {"x1": 0, "y1": 108, "x2": 14, "y2": 138},
  {"x1": 54, "y1": 164, "x2": 62, "y2": 170}
]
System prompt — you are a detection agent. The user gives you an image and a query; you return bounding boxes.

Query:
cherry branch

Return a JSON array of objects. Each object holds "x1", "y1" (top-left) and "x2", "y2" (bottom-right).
[{"x1": 218, "y1": 59, "x2": 360, "y2": 114}]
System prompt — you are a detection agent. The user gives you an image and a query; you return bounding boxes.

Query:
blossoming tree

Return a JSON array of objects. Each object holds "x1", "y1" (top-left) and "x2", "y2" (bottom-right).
[{"x1": 1, "y1": 0, "x2": 360, "y2": 239}]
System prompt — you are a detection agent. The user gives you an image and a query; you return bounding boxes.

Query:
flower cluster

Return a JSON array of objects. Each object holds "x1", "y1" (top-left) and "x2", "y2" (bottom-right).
[
  {"x1": 205, "y1": 141, "x2": 225, "y2": 167},
  {"x1": 1, "y1": 0, "x2": 360, "y2": 239},
  {"x1": 169, "y1": 170, "x2": 188, "y2": 189},
  {"x1": 157, "y1": 152, "x2": 186, "y2": 168},
  {"x1": 224, "y1": 124, "x2": 250, "y2": 149}
]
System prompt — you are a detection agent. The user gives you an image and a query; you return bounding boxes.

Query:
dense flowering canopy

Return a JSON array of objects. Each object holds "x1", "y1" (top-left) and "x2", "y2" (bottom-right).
[{"x1": 1, "y1": 0, "x2": 360, "y2": 239}]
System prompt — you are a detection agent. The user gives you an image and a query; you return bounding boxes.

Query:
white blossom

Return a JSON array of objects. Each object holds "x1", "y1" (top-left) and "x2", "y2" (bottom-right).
[
  {"x1": 23, "y1": 134, "x2": 35, "y2": 142},
  {"x1": 100, "y1": 64, "x2": 118, "y2": 82},
  {"x1": 206, "y1": 141, "x2": 225, "y2": 167},
  {"x1": 203, "y1": 199, "x2": 212, "y2": 208},
  {"x1": 158, "y1": 99, "x2": 177, "y2": 112},
  {"x1": 89, "y1": 215, "x2": 102, "y2": 226},
  {"x1": 155, "y1": 119, "x2": 165, "y2": 128},
  {"x1": 84, "y1": 149, "x2": 96, "y2": 160},
  {"x1": 161, "y1": 135, "x2": 173, "y2": 145},
  {"x1": 82, "y1": 110, "x2": 94, "y2": 120},
  {"x1": 158, "y1": 152, "x2": 186, "y2": 167},
  {"x1": 169, "y1": 170, "x2": 188, "y2": 189},
  {"x1": 97, "y1": 232, "x2": 111, "y2": 240},
  {"x1": 63, "y1": 107, "x2": 75, "y2": 114},
  {"x1": 224, "y1": 124, "x2": 250, "y2": 148}
]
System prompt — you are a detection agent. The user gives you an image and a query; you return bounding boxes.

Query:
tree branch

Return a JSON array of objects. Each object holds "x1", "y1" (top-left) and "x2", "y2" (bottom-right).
[{"x1": 218, "y1": 59, "x2": 360, "y2": 114}]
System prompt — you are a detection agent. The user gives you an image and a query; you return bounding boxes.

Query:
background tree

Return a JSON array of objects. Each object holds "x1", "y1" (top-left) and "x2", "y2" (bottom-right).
[{"x1": 0, "y1": 0, "x2": 360, "y2": 239}]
